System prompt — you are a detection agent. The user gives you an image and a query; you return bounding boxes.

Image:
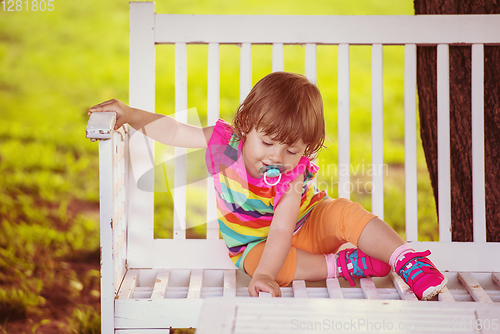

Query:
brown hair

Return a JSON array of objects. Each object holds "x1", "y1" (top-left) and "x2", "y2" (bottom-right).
[{"x1": 233, "y1": 71, "x2": 325, "y2": 157}]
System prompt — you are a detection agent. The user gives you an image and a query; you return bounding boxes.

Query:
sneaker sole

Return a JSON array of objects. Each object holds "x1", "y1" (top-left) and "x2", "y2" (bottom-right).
[{"x1": 421, "y1": 277, "x2": 448, "y2": 301}]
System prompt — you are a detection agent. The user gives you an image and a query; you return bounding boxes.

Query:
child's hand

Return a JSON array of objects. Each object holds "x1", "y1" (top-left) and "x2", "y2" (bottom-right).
[
  {"x1": 248, "y1": 273, "x2": 282, "y2": 297},
  {"x1": 88, "y1": 99, "x2": 131, "y2": 131}
]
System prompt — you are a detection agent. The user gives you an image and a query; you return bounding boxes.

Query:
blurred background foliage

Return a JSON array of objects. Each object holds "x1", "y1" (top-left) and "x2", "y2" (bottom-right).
[{"x1": 0, "y1": 0, "x2": 438, "y2": 332}]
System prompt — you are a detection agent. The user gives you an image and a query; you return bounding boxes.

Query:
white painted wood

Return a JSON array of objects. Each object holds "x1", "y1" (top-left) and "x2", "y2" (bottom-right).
[
  {"x1": 475, "y1": 308, "x2": 500, "y2": 334},
  {"x1": 458, "y1": 272, "x2": 494, "y2": 303},
  {"x1": 155, "y1": 15, "x2": 500, "y2": 44},
  {"x1": 292, "y1": 280, "x2": 308, "y2": 298},
  {"x1": 409, "y1": 241, "x2": 500, "y2": 272},
  {"x1": 197, "y1": 297, "x2": 498, "y2": 334},
  {"x1": 207, "y1": 42, "x2": 220, "y2": 240},
  {"x1": 98, "y1": 138, "x2": 115, "y2": 334},
  {"x1": 437, "y1": 286, "x2": 455, "y2": 302},
  {"x1": 492, "y1": 273, "x2": 500, "y2": 287},
  {"x1": 116, "y1": 330, "x2": 170, "y2": 334},
  {"x1": 326, "y1": 278, "x2": 343, "y2": 299},
  {"x1": 272, "y1": 43, "x2": 284, "y2": 72},
  {"x1": 240, "y1": 43, "x2": 252, "y2": 103},
  {"x1": 258, "y1": 292, "x2": 272, "y2": 298},
  {"x1": 174, "y1": 42, "x2": 188, "y2": 240},
  {"x1": 115, "y1": 298, "x2": 205, "y2": 329},
  {"x1": 437, "y1": 44, "x2": 452, "y2": 242},
  {"x1": 304, "y1": 44, "x2": 316, "y2": 84},
  {"x1": 223, "y1": 269, "x2": 237, "y2": 297},
  {"x1": 471, "y1": 44, "x2": 486, "y2": 243},
  {"x1": 187, "y1": 269, "x2": 204, "y2": 299},
  {"x1": 193, "y1": 298, "x2": 237, "y2": 334},
  {"x1": 102, "y1": 6, "x2": 500, "y2": 333},
  {"x1": 145, "y1": 239, "x2": 500, "y2": 271},
  {"x1": 404, "y1": 44, "x2": 418, "y2": 242},
  {"x1": 360, "y1": 277, "x2": 380, "y2": 300},
  {"x1": 118, "y1": 270, "x2": 139, "y2": 299},
  {"x1": 151, "y1": 239, "x2": 235, "y2": 269},
  {"x1": 338, "y1": 44, "x2": 350, "y2": 199},
  {"x1": 151, "y1": 270, "x2": 170, "y2": 299},
  {"x1": 371, "y1": 44, "x2": 384, "y2": 219},
  {"x1": 390, "y1": 272, "x2": 418, "y2": 301},
  {"x1": 127, "y1": 1, "x2": 155, "y2": 270}
]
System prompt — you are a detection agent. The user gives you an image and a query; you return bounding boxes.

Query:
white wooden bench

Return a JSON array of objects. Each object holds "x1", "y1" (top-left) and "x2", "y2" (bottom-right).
[{"x1": 86, "y1": 2, "x2": 500, "y2": 333}]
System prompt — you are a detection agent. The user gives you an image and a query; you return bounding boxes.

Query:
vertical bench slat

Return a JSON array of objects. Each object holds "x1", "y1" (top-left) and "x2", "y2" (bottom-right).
[
  {"x1": 305, "y1": 43, "x2": 317, "y2": 84},
  {"x1": 240, "y1": 43, "x2": 252, "y2": 103},
  {"x1": 305, "y1": 43, "x2": 318, "y2": 185},
  {"x1": 390, "y1": 272, "x2": 418, "y2": 301},
  {"x1": 272, "y1": 43, "x2": 284, "y2": 72},
  {"x1": 118, "y1": 270, "x2": 139, "y2": 299},
  {"x1": 438, "y1": 286, "x2": 455, "y2": 302},
  {"x1": 326, "y1": 278, "x2": 343, "y2": 299},
  {"x1": 292, "y1": 280, "x2": 308, "y2": 298},
  {"x1": 127, "y1": 1, "x2": 155, "y2": 268},
  {"x1": 223, "y1": 269, "x2": 237, "y2": 297},
  {"x1": 187, "y1": 269, "x2": 204, "y2": 299},
  {"x1": 338, "y1": 44, "x2": 350, "y2": 199},
  {"x1": 458, "y1": 272, "x2": 493, "y2": 303},
  {"x1": 207, "y1": 42, "x2": 221, "y2": 240},
  {"x1": 151, "y1": 270, "x2": 171, "y2": 299},
  {"x1": 404, "y1": 44, "x2": 418, "y2": 242},
  {"x1": 471, "y1": 43, "x2": 487, "y2": 243},
  {"x1": 437, "y1": 44, "x2": 452, "y2": 242},
  {"x1": 360, "y1": 277, "x2": 380, "y2": 300},
  {"x1": 371, "y1": 44, "x2": 384, "y2": 219},
  {"x1": 174, "y1": 42, "x2": 188, "y2": 239}
]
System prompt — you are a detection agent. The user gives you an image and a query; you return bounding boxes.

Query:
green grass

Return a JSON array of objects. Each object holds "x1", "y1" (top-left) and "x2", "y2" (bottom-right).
[{"x1": 0, "y1": 0, "x2": 441, "y2": 332}]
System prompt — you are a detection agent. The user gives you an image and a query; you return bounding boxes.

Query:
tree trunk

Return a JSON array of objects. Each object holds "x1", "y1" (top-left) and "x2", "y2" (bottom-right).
[{"x1": 414, "y1": 0, "x2": 500, "y2": 242}]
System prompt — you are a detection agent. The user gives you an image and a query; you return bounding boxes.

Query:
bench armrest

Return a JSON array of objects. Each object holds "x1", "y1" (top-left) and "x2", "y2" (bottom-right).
[{"x1": 86, "y1": 112, "x2": 117, "y2": 141}]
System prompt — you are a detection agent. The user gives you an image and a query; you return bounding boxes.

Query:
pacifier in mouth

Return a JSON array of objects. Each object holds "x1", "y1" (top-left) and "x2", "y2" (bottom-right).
[{"x1": 258, "y1": 164, "x2": 286, "y2": 186}]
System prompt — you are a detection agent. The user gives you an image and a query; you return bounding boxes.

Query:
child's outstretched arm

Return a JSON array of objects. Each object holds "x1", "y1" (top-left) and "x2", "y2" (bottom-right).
[
  {"x1": 88, "y1": 99, "x2": 213, "y2": 149},
  {"x1": 248, "y1": 173, "x2": 304, "y2": 297}
]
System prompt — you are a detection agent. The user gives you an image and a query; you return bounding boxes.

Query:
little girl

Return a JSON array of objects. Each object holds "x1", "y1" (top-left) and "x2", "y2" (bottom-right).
[{"x1": 89, "y1": 71, "x2": 447, "y2": 300}]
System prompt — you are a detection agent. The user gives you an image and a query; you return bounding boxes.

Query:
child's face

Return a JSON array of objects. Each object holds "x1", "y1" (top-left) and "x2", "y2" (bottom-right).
[{"x1": 242, "y1": 128, "x2": 307, "y2": 179}]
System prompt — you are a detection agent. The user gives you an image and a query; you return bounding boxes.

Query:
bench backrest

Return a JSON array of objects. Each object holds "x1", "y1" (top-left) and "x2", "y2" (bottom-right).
[{"x1": 102, "y1": 2, "x2": 500, "y2": 278}]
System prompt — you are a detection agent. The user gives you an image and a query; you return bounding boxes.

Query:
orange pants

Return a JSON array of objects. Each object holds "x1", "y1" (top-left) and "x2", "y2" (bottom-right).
[{"x1": 243, "y1": 197, "x2": 377, "y2": 286}]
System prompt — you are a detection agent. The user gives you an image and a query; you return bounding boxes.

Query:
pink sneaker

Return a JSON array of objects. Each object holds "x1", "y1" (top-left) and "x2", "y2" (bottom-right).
[
  {"x1": 337, "y1": 248, "x2": 391, "y2": 286},
  {"x1": 394, "y1": 250, "x2": 448, "y2": 300}
]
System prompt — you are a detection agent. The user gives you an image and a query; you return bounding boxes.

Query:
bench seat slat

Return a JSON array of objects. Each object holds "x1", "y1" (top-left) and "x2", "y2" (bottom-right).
[
  {"x1": 223, "y1": 269, "x2": 237, "y2": 297},
  {"x1": 119, "y1": 270, "x2": 139, "y2": 299},
  {"x1": 438, "y1": 286, "x2": 455, "y2": 302},
  {"x1": 326, "y1": 278, "x2": 343, "y2": 299},
  {"x1": 187, "y1": 269, "x2": 204, "y2": 299},
  {"x1": 458, "y1": 272, "x2": 494, "y2": 303},
  {"x1": 360, "y1": 277, "x2": 380, "y2": 300},
  {"x1": 390, "y1": 272, "x2": 418, "y2": 301},
  {"x1": 292, "y1": 280, "x2": 308, "y2": 298},
  {"x1": 151, "y1": 270, "x2": 171, "y2": 299}
]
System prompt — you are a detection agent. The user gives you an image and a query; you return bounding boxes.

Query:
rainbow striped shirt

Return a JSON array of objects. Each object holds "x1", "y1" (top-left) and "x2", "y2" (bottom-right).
[{"x1": 205, "y1": 119, "x2": 327, "y2": 272}]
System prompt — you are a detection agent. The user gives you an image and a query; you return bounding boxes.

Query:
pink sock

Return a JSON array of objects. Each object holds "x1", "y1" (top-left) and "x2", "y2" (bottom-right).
[
  {"x1": 389, "y1": 243, "x2": 415, "y2": 268},
  {"x1": 324, "y1": 253, "x2": 338, "y2": 279}
]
